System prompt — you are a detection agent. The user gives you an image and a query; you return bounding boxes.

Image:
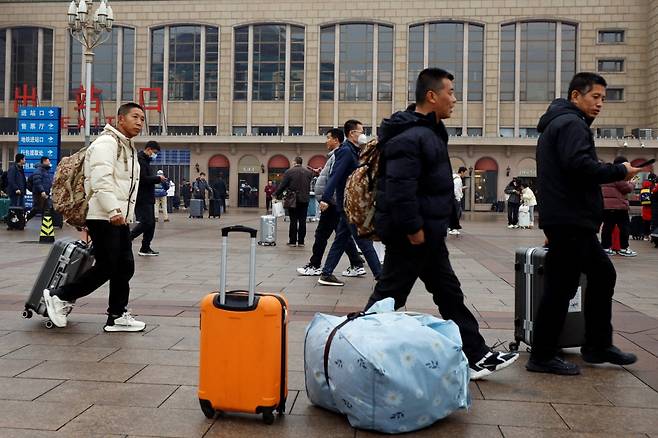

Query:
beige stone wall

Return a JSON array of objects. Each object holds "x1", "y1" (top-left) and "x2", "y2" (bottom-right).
[{"x1": 648, "y1": 0, "x2": 658, "y2": 127}]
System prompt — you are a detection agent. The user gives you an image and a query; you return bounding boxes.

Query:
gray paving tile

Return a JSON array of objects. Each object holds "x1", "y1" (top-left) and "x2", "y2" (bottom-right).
[
  {"x1": 0, "y1": 428, "x2": 126, "y2": 437},
  {"x1": 159, "y1": 385, "x2": 198, "y2": 410},
  {"x1": 204, "y1": 411, "x2": 355, "y2": 437},
  {"x1": 0, "y1": 400, "x2": 91, "y2": 430},
  {"x1": 19, "y1": 360, "x2": 146, "y2": 382},
  {"x1": 102, "y1": 349, "x2": 198, "y2": 367},
  {"x1": 448, "y1": 399, "x2": 567, "y2": 429},
  {"x1": 594, "y1": 384, "x2": 658, "y2": 408},
  {"x1": 127, "y1": 365, "x2": 197, "y2": 386},
  {"x1": 500, "y1": 426, "x2": 647, "y2": 438},
  {"x1": 0, "y1": 330, "x2": 97, "y2": 346},
  {"x1": 79, "y1": 333, "x2": 184, "y2": 350},
  {"x1": 59, "y1": 405, "x2": 212, "y2": 437},
  {"x1": 553, "y1": 403, "x2": 658, "y2": 434},
  {"x1": 37, "y1": 380, "x2": 178, "y2": 408},
  {"x1": 0, "y1": 358, "x2": 43, "y2": 377},
  {"x1": 357, "y1": 422, "x2": 504, "y2": 437},
  {"x1": 0, "y1": 376, "x2": 63, "y2": 401},
  {"x1": 4, "y1": 344, "x2": 118, "y2": 362}
]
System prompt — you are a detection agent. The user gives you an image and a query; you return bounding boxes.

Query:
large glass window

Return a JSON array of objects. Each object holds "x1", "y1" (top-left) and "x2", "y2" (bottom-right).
[
  {"x1": 407, "y1": 22, "x2": 484, "y2": 102},
  {"x1": 150, "y1": 25, "x2": 218, "y2": 101},
  {"x1": 69, "y1": 27, "x2": 135, "y2": 101},
  {"x1": 290, "y1": 26, "x2": 304, "y2": 101},
  {"x1": 321, "y1": 23, "x2": 392, "y2": 101},
  {"x1": 233, "y1": 24, "x2": 305, "y2": 101},
  {"x1": 10, "y1": 27, "x2": 53, "y2": 100},
  {"x1": 319, "y1": 26, "x2": 335, "y2": 100},
  {"x1": 339, "y1": 24, "x2": 373, "y2": 101},
  {"x1": 500, "y1": 21, "x2": 577, "y2": 102}
]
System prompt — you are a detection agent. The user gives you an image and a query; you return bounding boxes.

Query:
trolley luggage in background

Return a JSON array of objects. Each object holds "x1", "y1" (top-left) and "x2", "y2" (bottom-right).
[
  {"x1": 518, "y1": 205, "x2": 530, "y2": 228},
  {"x1": 630, "y1": 215, "x2": 644, "y2": 240},
  {"x1": 189, "y1": 199, "x2": 203, "y2": 218},
  {"x1": 209, "y1": 199, "x2": 222, "y2": 218},
  {"x1": 258, "y1": 215, "x2": 277, "y2": 246},
  {"x1": 23, "y1": 238, "x2": 94, "y2": 328},
  {"x1": 198, "y1": 225, "x2": 288, "y2": 424},
  {"x1": 0, "y1": 197, "x2": 9, "y2": 222},
  {"x1": 510, "y1": 246, "x2": 586, "y2": 352},
  {"x1": 6, "y1": 206, "x2": 25, "y2": 230}
]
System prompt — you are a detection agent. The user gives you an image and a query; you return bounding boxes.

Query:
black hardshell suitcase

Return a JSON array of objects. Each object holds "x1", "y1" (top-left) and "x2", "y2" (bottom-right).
[
  {"x1": 209, "y1": 199, "x2": 222, "y2": 218},
  {"x1": 629, "y1": 215, "x2": 644, "y2": 240},
  {"x1": 6, "y1": 206, "x2": 25, "y2": 230},
  {"x1": 510, "y1": 246, "x2": 586, "y2": 352},
  {"x1": 189, "y1": 199, "x2": 204, "y2": 218},
  {"x1": 23, "y1": 238, "x2": 94, "y2": 328}
]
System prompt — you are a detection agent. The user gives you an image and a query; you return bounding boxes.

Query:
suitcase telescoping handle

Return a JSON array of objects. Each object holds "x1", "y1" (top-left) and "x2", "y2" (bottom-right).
[{"x1": 219, "y1": 225, "x2": 258, "y2": 306}]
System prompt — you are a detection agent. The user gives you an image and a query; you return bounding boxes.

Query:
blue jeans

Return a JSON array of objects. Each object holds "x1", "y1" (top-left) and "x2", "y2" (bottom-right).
[{"x1": 322, "y1": 211, "x2": 382, "y2": 278}]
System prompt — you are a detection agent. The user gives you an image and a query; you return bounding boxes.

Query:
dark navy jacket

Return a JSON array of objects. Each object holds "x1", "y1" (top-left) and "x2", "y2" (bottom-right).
[
  {"x1": 7, "y1": 163, "x2": 26, "y2": 194},
  {"x1": 32, "y1": 164, "x2": 53, "y2": 195},
  {"x1": 536, "y1": 98, "x2": 627, "y2": 232},
  {"x1": 320, "y1": 139, "x2": 360, "y2": 212},
  {"x1": 375, "y1": 107, "x2": 455, "y2": 245}
]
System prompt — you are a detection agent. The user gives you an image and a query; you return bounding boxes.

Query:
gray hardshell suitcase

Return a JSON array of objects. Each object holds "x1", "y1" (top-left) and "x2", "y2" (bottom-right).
[
  {"x1": 510, "y1": 246, "x2": 586, "y2": 352},
  {"x1": 258, "y1": 215, "x2": 277, "y2": 246},
  {"x1": 23, "y1": 238, "x2": 94, "y2": 328},
  {"x1": 189, "y1": 199, "x2": 204, "y2": 218}
]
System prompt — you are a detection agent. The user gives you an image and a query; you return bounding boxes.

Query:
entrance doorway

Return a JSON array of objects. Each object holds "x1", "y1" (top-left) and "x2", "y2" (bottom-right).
[
  {"x1": 238, "y1": 155, "x2": 260, "y2": 207},
  {"x1": 267, "y1": 155, "x2": 290, "y2": 190}
]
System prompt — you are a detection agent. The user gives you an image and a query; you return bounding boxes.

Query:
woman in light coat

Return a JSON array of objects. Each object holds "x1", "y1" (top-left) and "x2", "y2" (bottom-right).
[{"x1": 520, "y1": 183, "x2": 537, "y2": 228}]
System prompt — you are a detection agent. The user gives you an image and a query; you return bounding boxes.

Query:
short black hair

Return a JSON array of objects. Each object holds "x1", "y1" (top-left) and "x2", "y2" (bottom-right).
[
  {"x1": 458, "y1": 166, "x2": 468, "y2": 173},
  {"x1": 343, "y1": 119, "x2": 362, "y2": 137},
  {"x1": 327, "y1": 128, "x2": 344, "y2": 143},
  {"x1": 415, "y1": 68, "x2": 455, "y2": 103},
  {"x1": 200, "y1": 172, "x2": 206, "y2": 176},
  {"x1": 294, "y1": 156, "x2": 303, "y2": 165},
  {"x1": 613, "y1": 155, "x2": 627, "y2": 164},
  {"x1": 145, "y1": 140, "x2": 161, "y2": 151},
  {"x1": 15, "y1": 153, "x2": 25, "y2": 162},
  {"x1": 567, "y1": 72, "x2": 607, "y2": 101},
  {"x1": 40, "y1": 156, "x2": 50, "y2": 163},
  {"x1": 117, "y1": 102, "x2": 144, "y2": 117}
]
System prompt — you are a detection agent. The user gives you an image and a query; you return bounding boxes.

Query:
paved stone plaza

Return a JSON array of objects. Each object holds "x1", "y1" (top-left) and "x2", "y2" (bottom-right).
[{"x1": 0, "y1": 209, "x2": 657, "y2": 437}]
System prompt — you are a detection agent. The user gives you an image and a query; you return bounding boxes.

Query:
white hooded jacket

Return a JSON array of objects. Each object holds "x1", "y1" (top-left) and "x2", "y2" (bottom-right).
[{"x1": 84, "y1": 124, "x2": 140, "y2": 222}]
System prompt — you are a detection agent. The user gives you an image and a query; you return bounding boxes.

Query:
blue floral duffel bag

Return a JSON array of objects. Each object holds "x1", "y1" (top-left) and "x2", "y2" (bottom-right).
[{"x1": 304, "y1": 298, "x2": 470, "y2": 434}]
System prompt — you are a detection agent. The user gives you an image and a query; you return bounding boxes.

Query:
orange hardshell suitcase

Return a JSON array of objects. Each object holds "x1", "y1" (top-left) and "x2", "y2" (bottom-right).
[{"x1": 198, "y1": 225, "x2": 288, "y2": 424}]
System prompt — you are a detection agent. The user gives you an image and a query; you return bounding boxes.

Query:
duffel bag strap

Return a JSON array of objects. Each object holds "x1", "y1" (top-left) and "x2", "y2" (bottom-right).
[{"x1": 323, "y1": 311, "x2": 373, "y2": 387}]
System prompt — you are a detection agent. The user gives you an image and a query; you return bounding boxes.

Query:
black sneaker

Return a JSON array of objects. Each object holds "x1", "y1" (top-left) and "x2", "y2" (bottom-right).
[
  {"x1": 469, "y1": 350, "x2": 519, "y2": 380},
  {"x1": 581, "y1": 345, "x2": 637, "y2": 365},
  {"x1": 138, "y1": 248, "x2": 160, "y2": 256},
  {"x1": 286, "y1": 242, "x2": 297, "y2": 247},
  {"x1": 318, "y1": 274, "x2": 345, "y2": 287},
  {"x1": 526, "y1": 356, "x2": 581, "y2": 375}
]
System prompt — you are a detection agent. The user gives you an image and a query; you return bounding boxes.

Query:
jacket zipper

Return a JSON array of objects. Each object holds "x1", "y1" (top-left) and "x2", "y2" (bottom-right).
[{"x1": 125, "y1": 144, "x2": 137, "y2": 221}]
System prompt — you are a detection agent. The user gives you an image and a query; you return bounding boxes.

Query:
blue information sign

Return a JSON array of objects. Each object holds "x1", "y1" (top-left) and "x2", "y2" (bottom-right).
[{"x1": 17, "y1": 106, "x2": 61, "y2": 210}]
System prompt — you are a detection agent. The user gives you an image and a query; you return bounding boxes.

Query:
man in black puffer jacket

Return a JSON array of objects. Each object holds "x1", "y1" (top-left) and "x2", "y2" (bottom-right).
[
  {"x1": 365, "y1": 68, "x2": 519, "y2": 380},
  {"x1": 528, "y1": 73, "x2": 642, "y2": 375}
]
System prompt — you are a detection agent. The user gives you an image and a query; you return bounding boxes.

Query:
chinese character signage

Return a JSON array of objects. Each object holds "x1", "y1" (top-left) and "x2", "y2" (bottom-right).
[{"x1": 17, "y1": 106, "x2": 61, "y2": 209}]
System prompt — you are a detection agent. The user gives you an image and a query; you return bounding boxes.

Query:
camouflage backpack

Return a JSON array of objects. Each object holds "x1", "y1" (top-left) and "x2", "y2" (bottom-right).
[
  {"x1": 52, "y1": 131, "x2": 122, "y2": 229},
  {"x1": 344, "y1": 138, "x2": 382, "y2": 240}
]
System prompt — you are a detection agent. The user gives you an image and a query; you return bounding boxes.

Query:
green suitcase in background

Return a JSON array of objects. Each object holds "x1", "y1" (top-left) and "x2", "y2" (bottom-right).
[{"x1": 0, "y1": 197, "x2": 10, "y2": 222}]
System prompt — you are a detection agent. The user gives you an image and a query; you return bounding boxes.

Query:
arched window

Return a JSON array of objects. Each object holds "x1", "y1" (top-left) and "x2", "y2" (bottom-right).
[
  {"x1": 474, "y1": 157, "x2": 499, "y2": 204},
  {"x1": 500, "y1": 21, "x2": 577, "y2": 102},
  {"x1": 233, "y1": 24, "x2": 305, "y2": 101},
  {"x1": 150, "y1": 25, "x2": 219, "y2": 101},
  {"x1": 0, "y1": 27, "x2": 54, "y2": 101},
  {"x1": 319, "y1": 23, "x2": 393, "y2": 101},
  {"x1": 69, "y1": 26, "x2": 135, "y2": 101},
  {"x1": 267, "y1": 154, "x2": 290, "y2": 186},
  {"x1": 407, "y1": 22, "x2": 484, "y2": 102},
  {"x1": 308, "y1": 155, "x2": 328, "y2": 170}
]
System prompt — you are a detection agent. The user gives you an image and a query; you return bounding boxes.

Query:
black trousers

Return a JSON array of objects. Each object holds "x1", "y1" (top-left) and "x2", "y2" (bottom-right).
[
  {"x1": 26, "y1": 196, "x2": 49, "y2": 221},
  {"x1": 531, "y1": 227, "x2": 616, "y2": 360},
  {"x1": 129, "y1": 203, "x2": 156, "y2": 251},
  {"x1": 287, "y1": 202, "x2": 308, "y2": 244},
  {"x1": 56, "y1": 220, "x2": 135, "y2": 316},
  {"x1": 507, "y1": 202, "x2": 519, "y2": 225},
  {"x1": 309, "y1": 203, "x2": 362, "y2": 268},
  {"x1": 600, "y1": 209, "x2": 630, "y2": 250},
  {"x1": 449, "y1": 198, "x2": 462, "y2": 230},
  {"x1": 365, "y1": 238, "x2": 489, "y2": 364}
]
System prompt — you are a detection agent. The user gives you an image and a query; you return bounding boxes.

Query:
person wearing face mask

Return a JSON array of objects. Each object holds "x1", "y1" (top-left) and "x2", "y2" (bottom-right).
[
  {"x1": 317, "y1": 120, "x2": 383, "y2": 286},
  {"x1": 129, "y1": 140, "x2": 165, "y2": 256},
  {"x1": 26, "y1": 156, "x2": 53, "y2": 222}
]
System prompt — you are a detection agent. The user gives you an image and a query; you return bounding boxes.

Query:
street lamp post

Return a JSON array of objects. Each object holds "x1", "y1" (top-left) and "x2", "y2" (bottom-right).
[{"x1": 67, "y1": 0, "x2": 114, "y2": 146}]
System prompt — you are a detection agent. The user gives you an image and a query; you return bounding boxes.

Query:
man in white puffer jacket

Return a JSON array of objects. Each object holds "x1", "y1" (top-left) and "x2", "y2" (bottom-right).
[{"x1": 43, "y1": 102, "x2": 145, "y2": 332}]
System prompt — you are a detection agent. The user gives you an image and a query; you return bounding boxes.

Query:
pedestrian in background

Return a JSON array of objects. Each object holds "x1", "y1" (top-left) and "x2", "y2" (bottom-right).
[
  {"x1": 275, "y1": 156, "x2": 314, "y2": 246},
  {"x1": 600, "y1": 156, "x2": 636, "y2": 257},
  {"x1": 26, "y1": 156, "x2": 53, "y2": 222},
  {"x1": 154, "y1": 170, "x2": 169, "y2": 222},
  {"x1": 448, "y1": 166, "x2": 467, "y2": 235},
  {"x1": 7, "y1": 153, "x2": 26, "y2": 208},
  {"x1": 505, "y1": 178, "x2": 521, "y2": 228},
  {"x1": 520, "y1": 182, "x2": 537, "y2": 228}
]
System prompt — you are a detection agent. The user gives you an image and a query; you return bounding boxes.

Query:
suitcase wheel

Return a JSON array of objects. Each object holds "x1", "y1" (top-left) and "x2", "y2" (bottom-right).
[
  {"x1": 21, "y1": 309, "x2": 33, "y2": 319},
  {"x1": 508, "y1": 341, "x2": 519, "y2": 352},
  {"x1": 262, "y1": 409, "x2": 275, "y2": 425},
  {"x1": 44, "y1": 320, "x2": 54, "y2": 329},
  {"x1": 199, "y1": 399, "x2": 216, "y2": 419}
]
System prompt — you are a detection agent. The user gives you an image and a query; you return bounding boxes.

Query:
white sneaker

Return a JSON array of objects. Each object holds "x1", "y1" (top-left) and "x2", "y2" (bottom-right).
[
  {"x1": 603, "y1": 248, "x2": 615, "y2": 256},
  {"x1": 297, "y1": 264, "x2": 321, "y2": 276},
  {"x1": 507, "y1": 224, "x2": 515, "y2": 229},
  {"x1": 617, "y1": 248, "x2": 638, "y2": 257},
  {"x1": 513, "y1": 225, "x2": 520, "y2": 229},
  {"x1": 448, "y1": 229, "x2": 461, "y2": 235},
  {"x1": 341, "y1": 266, "x2": 367, "y2": 277},
  {"x1": 42, "y1": 289, "x2": 74, "y2": 328},
  {"x1": 103, "y1": 311, "x2": 146, "y2": 332},
  {"x1": 469, "y1": 350, "x2": 519, "y2": 380}
]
